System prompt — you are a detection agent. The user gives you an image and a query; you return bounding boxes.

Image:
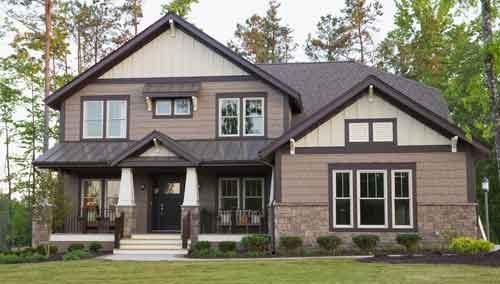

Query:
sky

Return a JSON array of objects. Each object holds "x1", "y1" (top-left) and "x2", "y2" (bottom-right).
[{"x1": 0, "y1": 0, "x2": 397, "y2": 194}]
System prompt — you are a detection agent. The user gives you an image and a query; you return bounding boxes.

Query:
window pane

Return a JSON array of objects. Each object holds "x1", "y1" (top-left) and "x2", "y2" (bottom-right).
[
  {"x1": 360, "y1": 199, "x2": 385, "y2": 225},
  {"x1": 245, "y1": 117, "x2": 264, "y2": 135},
  {"x1": 108, "y1": 100, "x2": 126, "y2": 119},
  {"x1": 82, "y1": 180, "x2": 102, "y2": 215},
  {"x1": 360, "y1": 172, "x2": 384, "y2": 198},
  {"x1": 107, "y1": 119, "x2": 126, "y2": 138},
  {"x1": 222, "y1": 198, "x2": 238, "y2": 210},
  {"x1": 222, "y1": 117, "x2": 238, "y2": 135},
  {"x1": 84, "y1": 101, "x2": 103, "y2": 119},
  {"x1": 221, "y1": 179, "x2": 238, "y2": 196},
  {"x1": 156, "y1": 100, "x2": 171, "y2": 115},
  {"x1": 221, "y1": 99, "x2": 238, "y2": 116},
  {"x1": 107, "y1": 100, "x2": 127, "y2": 138},
  {"x1": 85, "y1": 121, "x2": 103, "y2": 138},
  {"x1": 106, "y1": 180, "x2": 120, "y2": 213},
  {"x1": 245, "y1": 179, "x2": 263, "y2": 210},
  {"x1": 245, "y1": 99, "x2": 263, "y2": 116},
  {"x1": 245, "y1": 198, "x2": 262, "y2": 210},
  {"x1": 395, "y1": 199, "x2": 410, "y2": 226},
  {"x1": 336, "y1": 172, "x2": 350, "y2": 198},
  {"x1": 372, "y1": 122, "x2": 393, "y2": 142},
  {"x1": 174, "y1": 98, "x2": 191, "y2": 115},
  {"x1": 360, "y1": 173, "x2": 368, "y2": 197},
  {"x1": 349, "y1": 122, "x2": 369, "y2": 142},
  {"x1": 336, "y1": 199, "x2": 350, "y2": 225},
  {"x1": 395, "y1": 172, "x2": 409, "y2": 197},
  {"x1": 83, "y1": 101, "x2": 103, "y2": 138},
  {"x1": 164, "y1": 182, "x2": 181, "y2": 195}
]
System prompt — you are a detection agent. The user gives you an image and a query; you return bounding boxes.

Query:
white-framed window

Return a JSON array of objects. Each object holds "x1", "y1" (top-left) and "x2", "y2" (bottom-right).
[
  {"x1": 106, "y1": 100, "x2": 127, "y2": 138},
  {"x1": 243, "y1": 98, "x2": 265, "y2": 136},
  {"x1": 81, "y1": 179, "x2": 103, "y2": 216},
  {"x1": 373, "y1": 121, "x2": 394, "y2": 142},
  {"x1": 348, "y1": 122, "x2": 369, "y2": 142},
  {"x1": 105, "y1": 179, "x2": 120, "y2": 216},
  {"x1": 218, "y1": 178, "x2": 240, "y2": 210},
  {"x1": 392, "y1": 170, "x2": 413, "y2": 228},
  {"x1": 332, "y1": 170, "x2": 353, "y2": 228},
  {"x1": 219, "y1": 98, "x2": 240, "y2": 137},
  {"x1": 357, "y1": 170, "x2": 388, "y2": 228},
  {"x1": 83, "y1": 101, "x2": 104, "y2": 139},
  {"x1": 155, "y1": 99, "x2": 172, "y2": 116},
  {"x1": 243, "y1": 178, "x2": 264, "y2": 210},
  {"x1": 174, "y1": 98, "x2": 191, "y2": 115}
]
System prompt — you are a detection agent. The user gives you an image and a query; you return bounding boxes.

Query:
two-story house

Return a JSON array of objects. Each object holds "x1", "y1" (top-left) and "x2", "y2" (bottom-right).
[{"x1": 34, "y1": 13, "x2": 489, "y2": 254}]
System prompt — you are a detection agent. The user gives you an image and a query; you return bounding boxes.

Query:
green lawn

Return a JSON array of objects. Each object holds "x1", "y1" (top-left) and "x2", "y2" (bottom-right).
[{"x1": 1, "y1": 259, "x2": 499, "y2": 284}]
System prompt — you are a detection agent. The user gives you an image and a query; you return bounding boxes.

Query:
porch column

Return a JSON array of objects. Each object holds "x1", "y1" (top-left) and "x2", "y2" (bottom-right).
[
  {"x1": 182, "y1": 167, "x2": 199, "y2": 243},
  {"x1": 117, "y1": 168, "x2": 136, "y2": 238}
]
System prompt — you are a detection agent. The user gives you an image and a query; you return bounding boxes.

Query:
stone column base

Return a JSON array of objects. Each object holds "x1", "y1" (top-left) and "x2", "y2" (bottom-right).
[
  {"x1": 181, "y1": 206, "x2": 199, "y2": 243},
  {"x1": 116, "y1": 206, "x2": 136, "y2": 238}
]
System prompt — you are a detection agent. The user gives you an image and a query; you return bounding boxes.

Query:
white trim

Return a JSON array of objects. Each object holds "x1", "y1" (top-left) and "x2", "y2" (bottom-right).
[
  {"x1": 357, "y1": 170, "x2": 388, "y2": 229},
  {"x1": 50, "y1": 234, "x2": 114, "y2": 242},
  {"x1": 106, "y1": 100, "x2": 127, "y2": 139},
  {"x1": 82, "y1": 100, "x2": 104, "y2": 139},
  {"x1": 218, "y1": 177, "x2": 240, "y2": 209},
  {"x1": 243, "y1": 97, "x2": 265, "y2": 137},
  {"x1": 218, "y1": 98, "x2": 240, "y2": 137},
  {"x1": 174, "y1": 98, "x2": 191, "y2": 115},
  {"x1": 242, "y1": 177, "x2": 265, "y2": 210},
  {"x1": 198, "y1": 234, "x2": 248, "y2": 242},
  {"x1": 391, "y1": 169, "x2": 414, "y2": 229},
  {"x1": 155, "y1": 99, "x2": 172, "y2": 115},
  {"x1": 332, "y1": 170, "x2": 353, "y2": 228}
]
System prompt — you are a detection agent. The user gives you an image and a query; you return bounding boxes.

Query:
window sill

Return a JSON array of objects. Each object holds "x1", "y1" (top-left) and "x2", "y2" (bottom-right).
[{"x1": 331, "y1": 227, "x2": 417, "y2": 233}]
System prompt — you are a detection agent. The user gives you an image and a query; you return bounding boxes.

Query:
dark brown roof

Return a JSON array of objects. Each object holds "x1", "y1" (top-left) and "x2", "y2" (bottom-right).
[{"x1": 258, "y1": 62, "x2": 449, "y2": 121}]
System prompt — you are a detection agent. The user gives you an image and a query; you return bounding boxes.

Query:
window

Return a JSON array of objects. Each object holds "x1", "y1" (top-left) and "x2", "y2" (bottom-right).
[
  {"x1": 81, "y1": 179, "x2": 103, "y2": 215},
  {"x1": 392, "y1": 170, "x2": 413, "y2": 228},
  {"x1": 155, "y1": 100, "x2": 172, "y2": 116},
  {"x1": 219, "y1": 178, "x2": 239, "y2": 210},
  {"x1": 154, "y1": 98, "x2": 191, "y2": 117},
  {"x1": 219, "y1": 98, "x2": 240, "y2": 137},
  {"x1": 243, "y1": 98, "x2": 264, "y2": 136},
  {"x1": 81, "y1": 179, "x2": 120, "y2": 217},
  {"x1": 174, "y1": 98, "x2": 191, "y2": 115},
  {"x1": 373, "y1": 122, "x2": 393, "y2": 142},
  {"x1": 348, "y1": 122, "x2": 369, "y2": 142},
  {"x1": 105, "y1": 180, "x2": 119, "y2": 217},
  {"x1": 82, "y1": 97, "x2": 128, "y2": 139},
  {"x1": 357, "y1": 170, "x2": 387, "y2": 228},
  {"x1": 243, "y1": 178, "x2": 264, "y2": 210},
  {"x1": 347, "y1": 119, "x2": 395, "y2": 144},
  {"x1": 106, "y1": 100, "x2": 127, "y2": 138},
  {"x1": 332, "y1": 170, "x2": 353, "y2": 228},
  {"x1": 83, "y1": 101, "x2": 104, "y2": 139}
]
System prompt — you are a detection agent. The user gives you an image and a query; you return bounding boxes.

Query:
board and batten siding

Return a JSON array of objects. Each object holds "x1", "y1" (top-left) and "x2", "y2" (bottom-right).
[
  {"x1": 100, "y1": 29, "x2": 247, "y2": 79},
  {"x1": 63, "y1": 80, "x2": 284, "y2": 141},
  {"x1": 295, "y1": 94, "x2": 451, "y2": 147},
  {"x1": 280, "y1": 152, "x2": 468, "y2": 204}
]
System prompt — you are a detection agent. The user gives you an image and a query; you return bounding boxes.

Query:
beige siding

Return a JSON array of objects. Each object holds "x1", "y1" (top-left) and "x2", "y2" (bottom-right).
[
  {"x1": 100, "y1": 29, "x2": 247, "y2": 78},
  {"x1": 295, "y1": 93, "x2": 450, "y2": 147},
  {"x1": 280, "y1": 152, "x2": 468, "y2": 204},
  {"x1": 64, "y1": 80, "x2": 284, "y2": 141}
]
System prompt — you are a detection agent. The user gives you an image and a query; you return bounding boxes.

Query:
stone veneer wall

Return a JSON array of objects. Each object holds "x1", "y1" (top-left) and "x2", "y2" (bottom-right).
[
  {"x1": 117, "y1": 206, "x2": 136, "y2": 238},
  {"x1": 273, "y1": 202, "x2": 478, "y2": 248}
]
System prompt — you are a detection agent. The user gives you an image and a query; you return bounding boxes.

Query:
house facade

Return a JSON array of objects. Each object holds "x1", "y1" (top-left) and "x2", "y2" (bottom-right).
[{"x1": 34, "y1": 13, "x2": 488, "y2": 252}]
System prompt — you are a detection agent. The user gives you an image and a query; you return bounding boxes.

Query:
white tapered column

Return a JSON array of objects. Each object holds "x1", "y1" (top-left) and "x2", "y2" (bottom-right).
[
  {"x1": 182, "y1": 167, "x2": 199, "y2": 243},
  {"x1": 183, "y1": 167, "x2": 199, "y2": 206},
  {"x1": 117, "y1": 168, "x2": 136, "y2": 237}
]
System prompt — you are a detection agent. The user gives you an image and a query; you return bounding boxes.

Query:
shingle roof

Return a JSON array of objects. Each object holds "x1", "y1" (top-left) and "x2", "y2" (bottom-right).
[{"x1": 258, "y1": 62, "x2": 449, "y2": 121}]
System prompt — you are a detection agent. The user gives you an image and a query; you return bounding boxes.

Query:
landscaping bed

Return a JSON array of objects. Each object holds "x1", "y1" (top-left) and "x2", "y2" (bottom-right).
[{"x1": 360, "y1": 250, "x2": 500, "y2": 267}]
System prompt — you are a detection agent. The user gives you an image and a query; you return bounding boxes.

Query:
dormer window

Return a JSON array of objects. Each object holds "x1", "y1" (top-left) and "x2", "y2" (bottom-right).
[
  {"x1": 153, "y1": 98, "x2": 192, "y2": 118},
  {"x1": 346, "y1": 119, "x2": 396, "y2": 145},
  {"x1": 82, "y1": 96, "x2": 128, "y2": 140}
]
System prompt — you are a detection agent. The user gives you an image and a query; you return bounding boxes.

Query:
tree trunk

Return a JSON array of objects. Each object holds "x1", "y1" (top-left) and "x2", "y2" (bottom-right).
[
  {"x1": 358, "y1": 24, "x2": 364, "y2": 64},
  {"x1": 133, "y1": 0, "x2": 138, "y2": 35},
  {"x1": 43, "y1": 0, "x2": 52, "y2": 153},
  {"x1": 77, "y1": 30, "x2": 81, "y2": 73},
  {"x1": 481, "y1": 0, "x2": 500, "y2": 180},
  {"x1": 5, "y1": 121, "x2": 12, "y2": 249}
]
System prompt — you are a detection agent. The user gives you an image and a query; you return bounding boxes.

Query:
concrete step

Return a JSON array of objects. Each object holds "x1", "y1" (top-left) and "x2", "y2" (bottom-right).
[
  {"x1": 120, "y1": 244, "x2": 184, "y2": 250},
  {"x1": 131, "y1": 234, "x2": 181, "y2": 240},
  {"x1": 113, "y1": 249, "x2": 188, "y2": 255},
  {"x1": 121, "y1": 239, "x2": 184, "y2": 246}
]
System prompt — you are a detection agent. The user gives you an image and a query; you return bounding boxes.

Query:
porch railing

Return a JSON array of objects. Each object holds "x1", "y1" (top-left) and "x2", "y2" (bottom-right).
[
  {"x1": 216, "y1": 209, "x2": 265, "y2": 234},
  {"x1": 53, "y1": 208, "x2": 117, "y2": 234}
]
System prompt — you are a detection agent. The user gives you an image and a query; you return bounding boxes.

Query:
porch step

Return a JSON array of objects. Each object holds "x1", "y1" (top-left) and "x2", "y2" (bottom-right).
[
  {"x1": 131, "y1": 234, "x2": 181, "y2": 240},
  {"x1": 121, "y1": 239, "x2": 183, "y2": 246},
  {"x1": 113, "y1": 249, "x2": 188, "y2": 255},
  {"x1": 120, "y1": 244, "x2": 184, "y2": 250}
]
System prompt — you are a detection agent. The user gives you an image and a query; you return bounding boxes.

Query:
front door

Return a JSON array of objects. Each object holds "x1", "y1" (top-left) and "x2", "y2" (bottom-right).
[{"x1": 151, "y1": 176, "x2": 184, "y2": 232}]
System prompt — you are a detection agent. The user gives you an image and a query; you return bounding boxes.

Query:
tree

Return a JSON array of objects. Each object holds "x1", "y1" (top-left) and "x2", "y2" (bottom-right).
[
  {"x1": 121, "y1": 0, "x2": 143, "y2": 36},
  {"x1": 228, "y1": 0, "x2": 297, "y2": 63},
  {"x1": 162, "y1": 0, "x2": 199, "y2": 17},
  {"x1": 43, "y1": 0, "x2": 52, "y2": 154},
  {"x1": 306, "y1": 0, "x2": 383, "y2": 63}
]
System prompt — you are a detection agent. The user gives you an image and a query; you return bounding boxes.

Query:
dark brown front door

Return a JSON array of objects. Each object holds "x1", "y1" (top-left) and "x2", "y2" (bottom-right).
[{"x1": 151, "y1": 176, "x2": 184, "y2": 232}]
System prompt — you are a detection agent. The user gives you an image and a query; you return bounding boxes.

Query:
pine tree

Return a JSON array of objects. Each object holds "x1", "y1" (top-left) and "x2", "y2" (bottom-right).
[{"x1": 162, "y1": 0, "x2": 199, "y2": 17}]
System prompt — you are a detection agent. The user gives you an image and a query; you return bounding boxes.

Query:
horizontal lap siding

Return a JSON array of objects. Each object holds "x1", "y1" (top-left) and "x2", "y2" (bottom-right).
[
  {"x1": 64, "y1": 81, "x2": 284, "y2": 141},
  {"x1": 281, "y1": 152, "x2": 468, "y2": 204}
]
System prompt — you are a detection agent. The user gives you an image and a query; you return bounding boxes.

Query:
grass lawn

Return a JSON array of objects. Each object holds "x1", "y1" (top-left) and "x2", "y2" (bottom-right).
[{"x1": 1, "y1": 259, "x2": 499, "y2": 284}]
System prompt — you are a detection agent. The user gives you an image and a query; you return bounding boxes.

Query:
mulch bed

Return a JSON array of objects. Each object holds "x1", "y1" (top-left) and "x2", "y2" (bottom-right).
[{"x1": 359, "y1": 250, "x2": 500, "y2": 267}]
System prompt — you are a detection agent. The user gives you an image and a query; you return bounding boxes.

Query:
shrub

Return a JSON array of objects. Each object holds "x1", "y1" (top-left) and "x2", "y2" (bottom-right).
[
  {"x1": 209, "y1": 248, "x2": 224, "y2": 258},
  {"x1": 317, "y1": 235, "x2": 342, "y2": 255},
  {"x1": 34, "y1": 245, "x2": 58, "y2": 256},
  {"x1": 279, "y1": 236, "x2": 303, "y2": 255},
  {"x1": 0, "y1": 253, "x2": 47, "y2": 264},
  {"x1": 191, "y1": 241, "x2": 211, "y2": 252},
  {"x1": 88, "y1": 242, "x2": 103, "y2": 254},
  {"x1": 67, "y1": 243, "x2": 85, "y2": 252},
  {"x1": 49, "y1": 245, "x2": 58, "y2": 255},
  {"x1": 218, "y1": 241, "x2": 236, "y2": 253},
  {"x1": 190, "y1": 248, "x2": 211, "y2": 258},
  {"x1": 396, "y1": 234, "x2": 422, "y2": 254},
  {"x1": 244, "y1": 251, "x2": 266, "y2": 257},
  {"x1": 241, "y1": 234, "x2": 271, "y2": 253},
  {"x1": 63, "y1": 249, "x2": 91, "y2": 261},
  {"x1": 449, "y1": 237, "x2": 494, "y2": 255},
  {"x1": 224, "y1": 251, "x2": 237, "y2": 258},
  {"x1": 352, "y1": 235, "x2": 380, "y2": 254},
  {"x1": 35, "y1": 245, "x2": 46, "y2": 255}
]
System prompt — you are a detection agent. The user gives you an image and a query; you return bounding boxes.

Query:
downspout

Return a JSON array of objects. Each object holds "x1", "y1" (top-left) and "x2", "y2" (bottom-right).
[{"x1": 259, "y1": 158, "x2": 276, "y2": 253}]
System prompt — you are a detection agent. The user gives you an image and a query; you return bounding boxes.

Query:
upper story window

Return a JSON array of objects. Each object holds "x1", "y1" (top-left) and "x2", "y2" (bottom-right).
[
  {"x1": 346, "y1": 119, "x2": 395, "y2": 144},
  {"x1": 218, "y1": 95, "x2": 265, "y2": 138},
  {"x1": 154, "y1": 98, "x2": 192, "y2": 118},
  {"x1": 82, "y1": 97, "x2": 128, "y2": 139}
]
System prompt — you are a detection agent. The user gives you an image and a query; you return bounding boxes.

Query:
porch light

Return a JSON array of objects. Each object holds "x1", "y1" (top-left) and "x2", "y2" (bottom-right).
[
  {"x1": 146, "y1": 96, "x2": 152, "y2": 111},
  {"x1": 368, "y1": 85, "x2": 374, "y2": 102},
  {"x1": 290, "y1": 138, "x2": 296, "y2": 155},
  {"x1": 451, "y1": 136, "x2": 458, "y2": 153}
]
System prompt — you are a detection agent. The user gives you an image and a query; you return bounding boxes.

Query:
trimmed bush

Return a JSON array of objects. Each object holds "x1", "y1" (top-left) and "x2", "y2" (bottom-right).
[
  {"x1": 352, "y1": 235, "x2": 380, "y2": 254},
  {"x1": 49, "y1": 245, "x2": 58, "y2": 255},
  {"x1": 63, "y1": 249, "x2": 91, "y2": 261},
  {"x1": 241, "y1": 234, "x2": 271, "y2": 253},
  {"x1": 190, "y1": 248, "x2": 211, "y2": 258},
  {"x1": 396, "y1": 234, "x2": 422, "y2": 254},
  {"x1": 88, "y1": 242, "x2": 103, "y2": 254},
  {"x1": 218, "y1": 241, "x2": 237, "y2": 253},
  {"x1": 0, "y1": 253, "x2": 47, "y2": 264},
  {"x1": 279, "y1": 236, "x2": 303, "y2": 255},
  {"x1": 191, "y1": 241, "x2": 211, "y2": 252},
  {"x1": 317, "y1": 235, "x2": 342, "y2": 255},
  {"x1": 449, "y1": 237, "x2": 494, "y2": 255},
  {"x1": 67, "y1": 243, "x2": 85, "y2": 252},
  {"x1": 35, "y1": 245, "x2": 47, "y2": 255}
]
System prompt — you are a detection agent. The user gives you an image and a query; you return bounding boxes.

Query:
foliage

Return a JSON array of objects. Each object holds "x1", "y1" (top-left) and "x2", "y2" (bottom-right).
[
  {"x1": 62, "y1": 249, "x2": 91, "y2": 261},
  {"x1": 279, "y1": 236, "x2": 303, "y2": 255},
  {"x1": 67, "y1": 244, "x2": 85, "y2": 252},
  {"x1": 316, "y1": 235, "x2": 342, "y2": 255},
  {"x1": 0, "y1": 252, "x2": 47, "y2": 264},
  {"x1": 162, "y1": 0, "x2": 199, "y2": 17},
  {"x1": 218, "y1": 241, "x2": 236, "y2": 253},
  {"x1": 449, "y1": 237, "x2": 494, "y2": 255},
  {"x1": 88, "y1": 242, "x2": 102, "y2": 254},
  {"x1": 228, "y1": 0, "x2": 296, "y2": 63},
  {"x1": 240, "y1": 234, "x2": 271, "y2": 253},
  {"x1": 191, "y1": 241, "x2": 211, "y2": 252},
  {"x1": 352, "y1": 235, "x2": 380, "y2": 254},
  {"x1": 396, "y1": 233, "x2": 422, "y2": 254}
]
